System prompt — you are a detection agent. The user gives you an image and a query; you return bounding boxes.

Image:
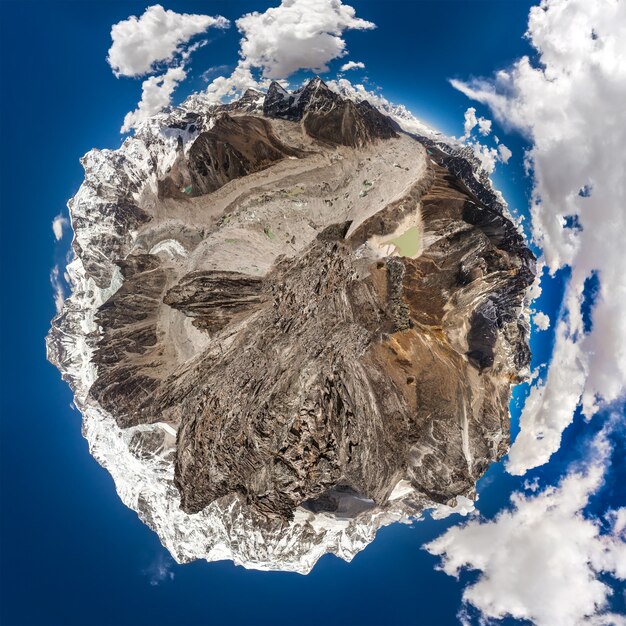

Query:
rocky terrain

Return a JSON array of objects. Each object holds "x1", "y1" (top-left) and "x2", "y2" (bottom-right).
[{"x1": 47, "y1": 77, "x2": 535, "y2": 573}]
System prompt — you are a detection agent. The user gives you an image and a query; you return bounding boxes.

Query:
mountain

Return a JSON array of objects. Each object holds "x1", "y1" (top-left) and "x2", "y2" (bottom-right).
[
  {"x1": 46, "y1": 77, "x2": 535, "y2": 573},
  {"x1": 263, "y1": 77, "x2": 398, "y2": 147}
]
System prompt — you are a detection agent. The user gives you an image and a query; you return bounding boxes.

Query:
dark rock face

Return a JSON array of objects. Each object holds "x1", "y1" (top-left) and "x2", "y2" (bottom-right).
[
  {"x1": 164, "y1": 271, "x2": 266, "y2": 332},
  {"x1": 73, "y1": 196, "x2": 151, "y2": 288},
  {"x1": 263, "y1": 81, "x2": 300, "y2": 120},
  {"x1": 90, "y1": 254, "x2": 167, "y2": 428},
  {"x1": 263, "y1": 77, "x2": 398, "y2": 147},
  {"x1": 221, "y1": 88, "x2": 264, "y2": 114},
  {"x1": 187, "y1": 114, "x2": 306, "y2": 196}
]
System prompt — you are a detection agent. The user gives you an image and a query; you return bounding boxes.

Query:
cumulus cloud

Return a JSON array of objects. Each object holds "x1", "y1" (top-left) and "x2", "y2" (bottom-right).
[
  {"x1": 121, "y1": 66, "x2": 187, "y2": 133},
  {"x1": 340, "y1": 60, "x2": 365, "y2": 71},
  {"x1": 477, "y1": 116, "x2": 492, "y2": 136},
  {"x1": 462, "y1": 107, "x2": 478, "y2": 139},
  {"x1": 457, "y1": 107, "x2": 510, "y2": 175},
  {"x1": 109, "y1": 5, "x2": 229, "y2": 132},
  {"x1": 472, "y1": 144, "x2": 500, "y2": 175},
  {"x1": 523, "y1": 476, "x2": 541, "y2": 492},
  {"x1": 451, "y1": 0, "x2": 626, "y2": 474},
  {"x1": 461, "y1": 106, "x2": 492, "y2": 140},
  {"x1": 237, "y1": 0, "x2": 373, "y2": 78},
  {"x1": 205, "y1": 0, "x2": 374, "y2": 102},
  {"x1": 533, "y1": 310, "x2": 551, "y2": 331},
  {"x1": 52, "y1": 213, "x2": 69, "y2": 241},
  {"x1": 425, "y1": 424, "x2": 626, "y2": 626},
  {"x1": 205, "y1": 65, "x2": 267, "y2": 103},
  {"x1": 107, "y1": 4, "x2": 228, "y2": 77},
  {"x1": 497, "y1": 142, "x2": 512, "y2": 163}
]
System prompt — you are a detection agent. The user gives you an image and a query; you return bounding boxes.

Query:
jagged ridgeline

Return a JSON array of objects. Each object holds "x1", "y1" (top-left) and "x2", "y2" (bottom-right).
[{"x1": 47, "y1": 77, "x2": 535, "y2": 573}]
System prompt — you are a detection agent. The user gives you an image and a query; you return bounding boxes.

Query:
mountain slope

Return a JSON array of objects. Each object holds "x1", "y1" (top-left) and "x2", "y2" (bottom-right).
[{"x1": 47, "y1": 78, "x2": 534, "y2": 573}]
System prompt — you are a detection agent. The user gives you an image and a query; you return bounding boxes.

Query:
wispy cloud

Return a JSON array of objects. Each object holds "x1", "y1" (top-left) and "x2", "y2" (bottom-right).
[
  {"x1": 144, "y1": 553, "x2": 176, "y2": 586},
  {"x1": 201, "y1": 64, "x2": 232, "y2": 82},
  {"x1": 50, "y1": 265, "x2": 65, "y2": 314}
]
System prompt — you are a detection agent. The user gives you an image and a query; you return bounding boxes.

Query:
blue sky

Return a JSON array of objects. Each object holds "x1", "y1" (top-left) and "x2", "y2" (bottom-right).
[{"x1": 1, "y1": 1, "x2": 624, "y2": 625}]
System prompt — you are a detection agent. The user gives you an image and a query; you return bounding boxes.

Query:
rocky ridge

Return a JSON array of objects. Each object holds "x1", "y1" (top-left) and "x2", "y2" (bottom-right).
[{"x1": 47, "y1": 78, "x2": 535, "y2": 573}]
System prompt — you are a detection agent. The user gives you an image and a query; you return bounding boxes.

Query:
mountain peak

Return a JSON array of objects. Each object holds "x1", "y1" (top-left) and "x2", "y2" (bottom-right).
[
  {"x1": 262, "y1": 77, "x2": 396, "y2": 148},
  {"x1": 267, "y1": 80, "x2": 289, "y2": 95}
]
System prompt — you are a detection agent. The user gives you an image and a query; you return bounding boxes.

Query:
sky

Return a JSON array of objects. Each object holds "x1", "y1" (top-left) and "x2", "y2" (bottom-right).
[{"x1": 0, "y1": 1, "x2": 625, "y2": 625}]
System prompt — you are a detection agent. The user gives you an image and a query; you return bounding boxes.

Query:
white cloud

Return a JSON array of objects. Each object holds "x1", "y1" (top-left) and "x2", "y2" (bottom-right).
[
  {"x1": 469, "y1": 141, "x2": 512, "y2": 175},
  {"x1": 50, "y1": 265, "x2": 65, "y2": 314},
  {"x1": 477, "y1": 116, "x2": 492, "y2": 136},
  {"x1": 510, "y1": 314, "x2": 588, "y2": 474},
  {"x1": 523, "y1": 476, "x2": 541, "y2": 492},
  {"x1": 471, "y1": 143, "x2": 499, "y2": 175},
  {"x1": 533, "y1": 310, "x2": 551, "y2": 331},
  {"x1": 205, "y1": 0, "x2": 374, "y2": 101},
  {"x1": 121, "y1": 66, "x2": 187, "y2": 133},
  {"x1": 497, "y1": 142, "x2": 512, "y2": 163},
  {"x1": 425, "y1": 425, "x2": 626, "y2": 626},
  {"x1": 52, "y1": 213, "x2": 69, "y2": 241},
  {"x1": 341, "y1": 60, "x2": 365, "y2": 71},
  {"x1": 431, "y1": 495, "x2": 476, "y2": 521},
  {"x1": 201, "y1": 64, "x2": 231, "y2": 82},
  {"x1": 462, "y1": 107, "x2": 478, "y2": 139},
  {"x1": 205, "y1": 65, "x2": 267, "y2": 103},
  {"x1": 109, "y1": 5, "x2": 229, "y2": 132},
  {"x1": 461, "y1": 106, "x2": 492, "y2": 140},
  {"x1": 458, "y1": 108, "x2": 507, "y2": 174},
  {"x1": 237, "y1": 0, "x2": 374, "y2": 78},
  {"x1": 451, "y1": 0, "x2": 626, "y2": 474},
  {"x1": 107, "y1": 4, "x2": 229, "y2": 77}
]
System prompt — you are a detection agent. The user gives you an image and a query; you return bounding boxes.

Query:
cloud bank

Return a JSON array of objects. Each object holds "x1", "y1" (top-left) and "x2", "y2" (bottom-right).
[
  {"x1": 426, "y1": 424, "x2": 626, "y2": 626},
  {"x1": 451, "y1": 0, "x2": 626, "y2": 475}
]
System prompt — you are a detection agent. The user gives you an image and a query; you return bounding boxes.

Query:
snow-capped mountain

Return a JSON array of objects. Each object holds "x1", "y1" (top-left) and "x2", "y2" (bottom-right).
[{"x1": 47, "y1": 78, "x2": 534, "y2": 573}]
